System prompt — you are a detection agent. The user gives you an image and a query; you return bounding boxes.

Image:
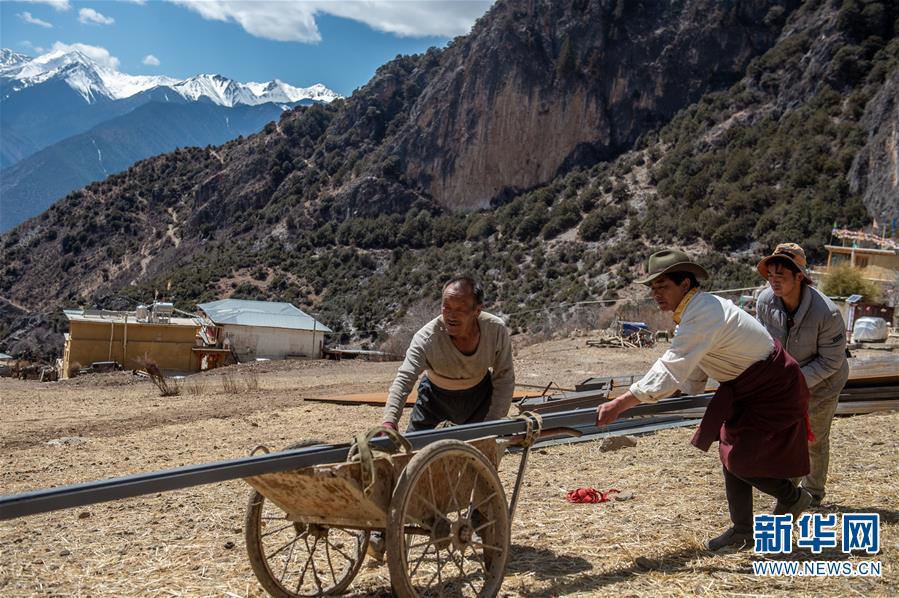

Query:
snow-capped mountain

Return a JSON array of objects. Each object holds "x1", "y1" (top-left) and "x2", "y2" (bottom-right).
[
  {"x1": 0, "y1": 48, "x2": 341, "y2": 106},
  {"x1": 0, "y1": 47, "x2": 342, "y2": 168},
  {"x1": 0, "y1": 49, "x2": 177, "y2": 103},
  {"x1": 0, "y1": 49, "x2": 32, "y2": 69},
  {"x1": 170, "y1": 74, "x2": 341, "y2": 107},
  {"x1": 0, "y1": 47, "x2": 344, "y2": 229}
]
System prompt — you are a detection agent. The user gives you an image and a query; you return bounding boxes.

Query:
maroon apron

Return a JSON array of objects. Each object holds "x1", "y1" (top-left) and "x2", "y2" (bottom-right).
[{"x1": 691, "y1": 340, "x2": 810, "y2": 479}]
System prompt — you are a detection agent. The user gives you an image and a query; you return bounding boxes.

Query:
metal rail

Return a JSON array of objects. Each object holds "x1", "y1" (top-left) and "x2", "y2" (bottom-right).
[
  {"x1": 532, "y1": 418, "x2": 703, "y2": 449},
  {"x1": 0, "y1": 395, "x2": 712, "y2": 520}
]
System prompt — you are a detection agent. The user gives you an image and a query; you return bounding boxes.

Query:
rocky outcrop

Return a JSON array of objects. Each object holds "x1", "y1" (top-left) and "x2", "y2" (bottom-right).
[
  {"x1": 849, "y1": 67, "x2": 899, "y2": 223},
  {"x1": 390, "y1": 0, "x2": 800, "y2": 210}
]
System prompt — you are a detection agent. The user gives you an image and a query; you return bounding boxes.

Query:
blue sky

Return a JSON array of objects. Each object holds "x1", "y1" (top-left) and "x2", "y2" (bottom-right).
[{"x1": 1, "y1": 1, "x2": 494, "y2": 96}]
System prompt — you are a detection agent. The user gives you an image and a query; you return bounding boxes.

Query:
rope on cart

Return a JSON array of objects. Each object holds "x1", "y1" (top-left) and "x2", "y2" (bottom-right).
[
  {"x1": 347, "y1": 426, "x2": 412, "y2": 497},
  {"x1": 515, "y1": 411, "x2": 543, "y2": 448}
]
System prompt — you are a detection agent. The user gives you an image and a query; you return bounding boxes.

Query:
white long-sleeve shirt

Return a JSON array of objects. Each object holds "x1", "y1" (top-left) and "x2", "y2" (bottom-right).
[
  {"x1": 629, "y1": 292, "x2": 773, "y2": 402},
  {"x1": 383, "y1": 312, "x2": 515, "y2": 425}
]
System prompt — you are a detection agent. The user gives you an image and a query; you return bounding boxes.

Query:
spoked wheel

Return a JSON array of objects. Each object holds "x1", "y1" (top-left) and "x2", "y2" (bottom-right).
[
  {"x1": 245, "y1": 491, "x2": 369, "y2": 597},
  {"x1": 386, "y1": 439, "x2": 510, "y2": 597},
  {"x1": 244, "y1": 440, "x2": 369, "y2": 597}
]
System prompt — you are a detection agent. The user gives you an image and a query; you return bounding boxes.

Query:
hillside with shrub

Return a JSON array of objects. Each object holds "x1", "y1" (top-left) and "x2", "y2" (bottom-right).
[{"x1": 1, "y1": 0, "x2": 896, "y2": 359}]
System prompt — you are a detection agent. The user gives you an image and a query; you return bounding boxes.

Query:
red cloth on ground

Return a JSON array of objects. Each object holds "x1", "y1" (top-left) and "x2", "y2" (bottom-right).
[
  {"x1": 566, "y1": 488, "x2": 619, "y2": 503},
  {"x1": 691, "y1": 339, "x2": 810, "y2": 479}
]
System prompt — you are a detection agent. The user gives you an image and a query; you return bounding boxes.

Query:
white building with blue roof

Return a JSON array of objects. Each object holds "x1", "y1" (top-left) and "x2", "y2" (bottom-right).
[{"x1": 197, "y1": 299, "x2": 332, "y2": 361}]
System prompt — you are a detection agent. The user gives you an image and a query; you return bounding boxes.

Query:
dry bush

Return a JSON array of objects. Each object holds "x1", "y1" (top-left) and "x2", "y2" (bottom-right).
[
  {"x1": 221, "y1": 372, "x2": 239, "y2": 394},
  {"x1": 517, "y1": 304, "x2": 617, "y2": 348},
  {"x1": 614, "y1": 299, "x2": 674, "y2": 333},
  {"x1": 181, "y1": 376, "x2": 207, "y2": 395},
  {"x1": 570, "y1": 304, "x2": 616, "y2": 332},
  {"x1": 136, "y1": 355, "x2": 180, "y2": 397},
  {"x1": 380, "y1": 298, "x2": 439, "y2": 356},
  {"x1": 244, "y1": 369, "x2": 259, "y2": 391},
  {"x1": 220, "y1": 370, "x2": 259, "y2": 394},
  {"x1": 67, "y1": 361, "x2": 82, "y2": 378}
]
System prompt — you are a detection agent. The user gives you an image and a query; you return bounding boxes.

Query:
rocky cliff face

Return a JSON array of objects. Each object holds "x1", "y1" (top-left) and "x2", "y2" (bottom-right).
[
  {"x1": 386, "y1": 0, "x2": 798, "y2": 210},
  {"x1": 849, "y1": 68, "x2": 899, "y2": 223}
]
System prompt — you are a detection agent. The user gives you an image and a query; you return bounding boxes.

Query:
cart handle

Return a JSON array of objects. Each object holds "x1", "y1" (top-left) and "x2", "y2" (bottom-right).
[{"x1": 506, "y1": 412, "x2": 545, "y2": 522}]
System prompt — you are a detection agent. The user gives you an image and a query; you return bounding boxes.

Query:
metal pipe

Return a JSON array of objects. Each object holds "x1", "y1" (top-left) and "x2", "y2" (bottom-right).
[
  {"x1": 0, "y1": 394, "x2": 713, "y2": 520},
  {"x1": 108, "y1": 320, "x2": 114, "y2": 361},
  {"x1": 507, "y1": 446, "x2": 531, "y2": 522},
  {"x1": 122, "y1": 314, "x2": 128, "y2": 366}
]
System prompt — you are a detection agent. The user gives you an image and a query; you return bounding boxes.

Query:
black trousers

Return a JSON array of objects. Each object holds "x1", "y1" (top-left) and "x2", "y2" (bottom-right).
[
  {"x1": 723, "y1": 466, "x2": 800, "y2": 533},
  {"x1": 406, "y1": 373, "x2": 493, "y2": 432}
]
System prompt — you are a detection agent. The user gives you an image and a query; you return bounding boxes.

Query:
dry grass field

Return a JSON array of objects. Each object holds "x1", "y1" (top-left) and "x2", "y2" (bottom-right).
[{"x1": 1, "y1": 339, "x2": 895, "y2": 597}]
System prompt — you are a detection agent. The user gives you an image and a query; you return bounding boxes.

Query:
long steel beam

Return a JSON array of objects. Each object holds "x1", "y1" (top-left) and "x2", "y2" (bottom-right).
[{"x1": 0, "y1": 394, "x2": 712, "y2": 520}]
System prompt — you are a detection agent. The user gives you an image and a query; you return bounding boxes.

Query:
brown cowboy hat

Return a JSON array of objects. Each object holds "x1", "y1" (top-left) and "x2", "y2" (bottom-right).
[
  {"x1": 756, "y1": 243, "x2": 809, "y2": 279},
  {"x1": 635, "y1": 249, "x2": 709, "y2": 285}
]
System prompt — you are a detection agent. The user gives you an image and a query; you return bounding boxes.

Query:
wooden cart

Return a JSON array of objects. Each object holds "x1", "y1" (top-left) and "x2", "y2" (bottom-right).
[{"x1": 243, "y1": 419, "x2": 550, "y2": 597}]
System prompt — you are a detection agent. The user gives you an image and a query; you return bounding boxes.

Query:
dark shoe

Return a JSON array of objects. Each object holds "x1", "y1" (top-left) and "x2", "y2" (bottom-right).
[
  {"x1": 773, "y1": 488, "x2": 813, "y2": 518},
  {"x1": 366, "y1": 531, "x2": 385, "y2": 560},
  {"x1": 706, "y1": 527, "x2": 753, "y2": 551},
  {"x1": 809, "y1": 493, "x2": 823, "y2": 508}
]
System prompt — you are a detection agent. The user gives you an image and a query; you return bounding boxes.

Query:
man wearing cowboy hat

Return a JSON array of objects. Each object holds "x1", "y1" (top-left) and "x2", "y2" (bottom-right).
[
  {"x1": 597, "y1": 249, "x2": 813, "y2": 551},
  {"x1": 756, "y1": 243, "x2": 848, "y2": 507}
]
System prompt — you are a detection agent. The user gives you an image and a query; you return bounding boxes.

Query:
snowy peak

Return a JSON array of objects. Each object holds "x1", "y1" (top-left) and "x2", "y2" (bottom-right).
[
  {"x1": 0, "y1": 49, "x2": 31, "y2": 69},
  {"x1": 170, "y1": 75, "x2": 342, "y2": 107},
  {"x1": 170, "y1": 74, "x2": 259, "y2": 107},
  {"x1": 245, "y1": 80, "x2": 343, "y2": 104},
  {"x1": 0, "y1": 47, "x2": 341, "y2": 106},
  {"x1": 1, "y1": 48, "x2": 177, "y2": 102}
]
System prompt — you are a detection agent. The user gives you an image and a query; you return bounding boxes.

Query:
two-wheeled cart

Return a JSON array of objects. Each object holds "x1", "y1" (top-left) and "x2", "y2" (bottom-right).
[{"x1": 244, "y1": 417, "x2": 550, "y2": 597}]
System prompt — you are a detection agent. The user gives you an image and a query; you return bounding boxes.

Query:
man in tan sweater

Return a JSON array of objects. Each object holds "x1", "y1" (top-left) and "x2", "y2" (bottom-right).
[
  {"x1": 370, "y1": 277, "x2": 515, "y2": 560},
  {"x1": 381, "y1": 276, "x2": 515, "y2": 432}
]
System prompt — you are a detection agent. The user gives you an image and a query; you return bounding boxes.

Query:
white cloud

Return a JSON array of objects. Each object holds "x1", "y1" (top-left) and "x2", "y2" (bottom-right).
[
  {"x1": 170, "y1": 0, "x2": 493, "y2": 43},
  {"x1": 17, "y1": 11, "x2": 53, "y2": 28},
  {"x1": 78, "y1": 8, "x2": 115, "y2": 25},
  {"x1": 21, "y1": 0, "x2": 71, "y2": 11},
  {"x1": 51, "y1": 41, "x2": 120, "y2": 69},
  {"x1": 22, "y1": 40, "x2": 47, "y2": 54},
  {"x1": 322, "y1": 1, "x2": 494, "y2": 38},
  {"x1": 142, "y1": 54, "x2": 160, "y2": 66},
  {"x1": 170, "y1": 1, "x2": 320, "y2": 42}
]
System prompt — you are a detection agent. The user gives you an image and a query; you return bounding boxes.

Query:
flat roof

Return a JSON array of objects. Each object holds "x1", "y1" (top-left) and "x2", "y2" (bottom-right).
[
  {"x1": 197, "y1": 299, "x2": 331, "y2": 332},
  {"x1": 825, "y1": 245, "x2": 899, "y2": 256},
  {"x1": 63, "y1": 309, "x2": 200, "y2": 327}
]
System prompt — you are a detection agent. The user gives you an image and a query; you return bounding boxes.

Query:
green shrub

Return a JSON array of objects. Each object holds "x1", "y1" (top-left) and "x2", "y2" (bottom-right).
[
  {"x1": 579, "y1": 206, "x2": 626, "y2": 242},
  {"x1": 820, "y1": 264, "x2": 882, "y2": 302},
  {"x1": 541, "y1": 202, "x2": 581, "y2": 239}
]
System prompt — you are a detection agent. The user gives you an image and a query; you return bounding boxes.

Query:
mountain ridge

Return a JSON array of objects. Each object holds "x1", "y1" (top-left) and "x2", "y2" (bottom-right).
[
  {"x1": 0, "y1": 101, "x2": 298, "y2": 231},
  {"x1": 0, "y1": 48, "x2": 342, "y2": 230},
  {"x1": 0, "y1": 47, "x2": 341, "y2": 169},
  {"x1": 0, "y1": 48, "x2": 341, "y2": 106}
]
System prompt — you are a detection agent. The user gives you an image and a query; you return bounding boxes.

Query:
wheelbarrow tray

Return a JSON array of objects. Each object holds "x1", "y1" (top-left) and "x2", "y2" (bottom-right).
[{"x1": 243, "y1": 436, "x2": 503, "y2": 530}]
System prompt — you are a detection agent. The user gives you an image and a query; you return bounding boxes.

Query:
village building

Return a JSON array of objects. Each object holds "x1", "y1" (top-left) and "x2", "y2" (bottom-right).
[
  {"x1": 196, "y1": 299, "x2": 331, "y2": 361},
  {"x1": 61, "y1": 305, "x2": 201, "y2": 378},
  {"x1": 819, "y1": 229, "x2": 899, "y2": 286},
  {"x1": 811, "y1": 228, "x2": 899, "y2": 328}
]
